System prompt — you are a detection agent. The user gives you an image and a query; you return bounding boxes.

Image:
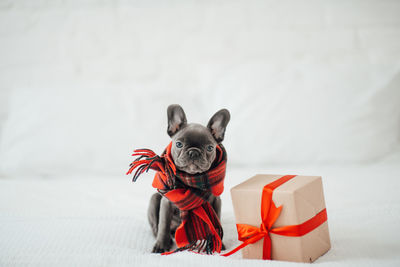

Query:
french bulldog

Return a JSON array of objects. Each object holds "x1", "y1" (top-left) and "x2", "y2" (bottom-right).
[{"x1": 147, "y1": 104, "x2": 230, "y2": 253}]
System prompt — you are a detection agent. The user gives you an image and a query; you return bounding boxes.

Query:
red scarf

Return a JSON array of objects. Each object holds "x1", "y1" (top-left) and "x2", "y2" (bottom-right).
[{"x1": 127, "y1": 142, "x2": 227, "y2": 254}]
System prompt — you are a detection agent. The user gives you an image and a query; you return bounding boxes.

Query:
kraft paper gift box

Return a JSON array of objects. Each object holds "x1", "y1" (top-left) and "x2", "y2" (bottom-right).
[{"x1": 227, "y1": 174, "x2": 331, "y2": 263}]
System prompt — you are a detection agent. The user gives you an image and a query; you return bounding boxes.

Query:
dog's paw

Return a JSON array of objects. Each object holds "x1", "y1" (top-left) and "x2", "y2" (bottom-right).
[{"x1": 151, "y1": 240, "x2": 172, "y2": 253}]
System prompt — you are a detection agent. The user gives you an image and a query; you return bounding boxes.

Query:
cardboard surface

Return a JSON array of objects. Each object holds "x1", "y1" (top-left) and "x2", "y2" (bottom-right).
[{"x1": 230, "y1": 174, "x2": 331, "y2": 262}]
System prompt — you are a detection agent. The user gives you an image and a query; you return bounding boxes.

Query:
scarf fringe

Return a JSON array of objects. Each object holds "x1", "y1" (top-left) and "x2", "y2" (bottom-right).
[
  {"x1": 126, "y1": 149, "x2": 163, "y2": 182},
  {"x1": 127, "y1": 148, "x2": 177, "y2": 182},
  {"x1": 162, "y1": 235, "x2": 221, "y2": 256}
]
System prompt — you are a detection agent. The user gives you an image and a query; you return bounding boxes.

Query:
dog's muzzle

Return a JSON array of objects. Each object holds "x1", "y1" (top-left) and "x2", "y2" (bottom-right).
[{"x1": 187, "y1": 148, "x2": 201, "y2": 159}]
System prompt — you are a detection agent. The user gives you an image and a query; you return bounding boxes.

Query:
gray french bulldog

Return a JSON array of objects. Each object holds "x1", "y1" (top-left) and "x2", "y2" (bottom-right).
[{"x1": 148, "y1": 104, "x2": 230, "y2": 253}]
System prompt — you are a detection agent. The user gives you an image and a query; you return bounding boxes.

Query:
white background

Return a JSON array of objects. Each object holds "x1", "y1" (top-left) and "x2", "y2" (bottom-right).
[
  {"x1": 0, "y1": 1, "x2": 400, "y2": 266},
  {"x1": 1, "y1": 0, "x2": 399, "y2": 177}
]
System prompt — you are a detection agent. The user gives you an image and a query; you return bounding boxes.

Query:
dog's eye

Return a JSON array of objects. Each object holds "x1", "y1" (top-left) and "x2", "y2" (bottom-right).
[
  {"x1": 176, "y1": 141, "x2": 183, "y2": 148},
  {"x1": 206, "y1": 145, "x2": 214, "y2": 152}
]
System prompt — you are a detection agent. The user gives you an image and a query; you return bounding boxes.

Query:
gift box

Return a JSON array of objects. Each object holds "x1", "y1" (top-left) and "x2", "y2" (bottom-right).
[{"x1": 227, "y1": 174, "x2": 331, "y2": 263}]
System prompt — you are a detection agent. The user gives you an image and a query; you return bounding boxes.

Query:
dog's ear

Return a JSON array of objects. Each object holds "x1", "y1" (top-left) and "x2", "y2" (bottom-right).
[
  {"x1": 207, "y1": 109, "x2": 230, "y2": 143},
  {"x1": 167, "y1": 104, "x2": 187, "y2": 137}
]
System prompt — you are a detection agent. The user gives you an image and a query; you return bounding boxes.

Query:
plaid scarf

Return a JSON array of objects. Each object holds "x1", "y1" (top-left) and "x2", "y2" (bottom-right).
[{"x1": 127, "y1": 142, "x2": 227, "y2": 254}]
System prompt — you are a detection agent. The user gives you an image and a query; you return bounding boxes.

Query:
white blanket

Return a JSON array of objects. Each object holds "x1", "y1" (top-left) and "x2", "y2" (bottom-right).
[{"x1": 1, "y1": 163, "x2": 399, "y2": 267}]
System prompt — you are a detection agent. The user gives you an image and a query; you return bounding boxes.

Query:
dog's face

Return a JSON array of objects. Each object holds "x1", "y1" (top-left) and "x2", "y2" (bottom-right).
[{"x1": 167, "y1": 105, "x2": 230, "y2": 174}]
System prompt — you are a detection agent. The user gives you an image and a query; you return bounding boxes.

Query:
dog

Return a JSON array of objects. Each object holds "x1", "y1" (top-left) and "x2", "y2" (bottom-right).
[{"x1": 147, "y1": 104, "x2": 230, "y2": 253}]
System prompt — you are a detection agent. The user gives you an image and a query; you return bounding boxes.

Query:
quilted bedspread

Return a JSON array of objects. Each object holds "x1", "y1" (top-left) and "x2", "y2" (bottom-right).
[{"x1": 1, "y1": 162, "x2": 399, "y2": 267}]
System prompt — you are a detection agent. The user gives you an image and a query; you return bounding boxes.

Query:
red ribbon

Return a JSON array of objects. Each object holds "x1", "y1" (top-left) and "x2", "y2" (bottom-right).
[{"x1": 221, "y1": 175, "x2": 328, "y2": 260}]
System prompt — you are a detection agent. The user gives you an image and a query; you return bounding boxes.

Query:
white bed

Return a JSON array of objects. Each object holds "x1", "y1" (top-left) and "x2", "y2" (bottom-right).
[{"x1": 1, "y1": 161, "x2": 399, "y2": 267}]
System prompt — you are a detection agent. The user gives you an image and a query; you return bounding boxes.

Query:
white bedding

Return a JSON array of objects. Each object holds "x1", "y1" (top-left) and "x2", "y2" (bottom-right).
[{"x1": 1, "y1": 162, "x2": 399, "y2": 267}]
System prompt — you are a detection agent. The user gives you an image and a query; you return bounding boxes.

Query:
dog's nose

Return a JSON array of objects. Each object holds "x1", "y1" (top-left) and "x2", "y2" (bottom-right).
[{"x1": 188, "y1": 148, "x2": 200, "y2": 159}]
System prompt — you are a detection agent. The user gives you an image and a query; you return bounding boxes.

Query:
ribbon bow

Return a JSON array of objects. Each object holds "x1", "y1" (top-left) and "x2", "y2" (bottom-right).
[{"x1": 222, "y1": 175, "x2": 328, "y2": 260}]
